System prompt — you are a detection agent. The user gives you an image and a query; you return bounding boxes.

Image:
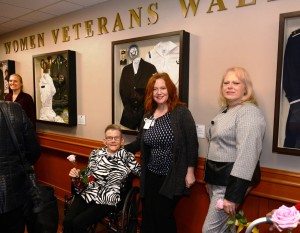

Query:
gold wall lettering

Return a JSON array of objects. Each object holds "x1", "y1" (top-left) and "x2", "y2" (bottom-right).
[
  {"x1": 38, "y1": 33, "x2": 45, "y2": 48},
  {"x1": 147, "y1": 2, "x2": 159, "y2": 25},
  {"x1": 73, "y1": 23, "x2": 82, "y2": 40},
  {"x1": 13, "y1": 40, "x2": 19, "y2": 52},
  {"x1": 112, "y1": 13, "x2": 125, "y2": 32},
  {"x1": 51, "y1": 29, "x2": 59, "y2": 44},
  {"x1": 84, "y1": 20, "x2": 94, "y2": 37},
  {"x1": 62, "y1": 26, "x2": 71, "y2": 42},
  {"x1": 2, "y1": 1, "x2": 278, "y2": 54},
  {"x1": 237, "y1": 0, "x2": 256, "y2": 8},
  {"x1": 30, "y1": 35, "x2": 36, "y2": 49},
  {"x1": 4, "y1": 33, "x2": 44, "y2": 54},
  {"x1": 129, "y1": 7, "x2": 142, "y2": 29},
  {"x1": 20, "y1": 37, "x2": 28, "y2": 51},
  {"x1": 207, "y1": 0, "x2": 227, "y2": 13},
  {"x1": 178, "y1": 0, "x2": 275, "y2": 17},
  {"x1": 180, "y1": 0, "x2": 200, "y2": 17},
  {"x1": 97, "y1": 17, "x2": 109, "y2": 35}
]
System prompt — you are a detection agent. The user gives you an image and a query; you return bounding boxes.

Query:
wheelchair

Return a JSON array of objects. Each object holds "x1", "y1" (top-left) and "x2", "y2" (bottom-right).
[
  {"x1": 245, "y1": 216, "x2": 273, "y2": 233},
  {"x1": 64, "y1": 174, "x2": 141, "y2": 233}
]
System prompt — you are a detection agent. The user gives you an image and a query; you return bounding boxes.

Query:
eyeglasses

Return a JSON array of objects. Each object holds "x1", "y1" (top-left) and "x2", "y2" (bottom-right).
[{"x1": 105, "y1": 136, "x2": 121, "y2": 142}]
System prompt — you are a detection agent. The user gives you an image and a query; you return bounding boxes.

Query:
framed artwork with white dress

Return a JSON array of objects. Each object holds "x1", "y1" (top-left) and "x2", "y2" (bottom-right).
[{"x1": 32, "y1": 50, "x2": 77, "y2": 126}]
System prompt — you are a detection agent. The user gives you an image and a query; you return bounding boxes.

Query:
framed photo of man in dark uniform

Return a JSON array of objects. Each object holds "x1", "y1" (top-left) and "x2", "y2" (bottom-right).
[
  {"x1": 273, "y1": 11, "x2": 300, "y2": 156},
  {"x1": 120, "y1": 49, "x2": 128, "y2": 66},
  {"x1": 112, "y1": 30, "x2": 190, "y2": 135}
]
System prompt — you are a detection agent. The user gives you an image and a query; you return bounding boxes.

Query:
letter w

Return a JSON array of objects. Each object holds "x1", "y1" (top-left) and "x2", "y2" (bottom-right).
[{"x1": 179, "y1": 0, "x2": 200, "y2": 17}]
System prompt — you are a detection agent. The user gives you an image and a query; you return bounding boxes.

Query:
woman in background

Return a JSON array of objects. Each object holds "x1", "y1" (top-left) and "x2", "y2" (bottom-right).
[
  {"x1": 125, "y1": 72, "x2": 199, "y2": 233},
  {"x1": 5, "y1": 73, "x2": 36, "y2": 125},
  {"x1": 203, "y1": 67, "x2": 266, "y2": 233}
]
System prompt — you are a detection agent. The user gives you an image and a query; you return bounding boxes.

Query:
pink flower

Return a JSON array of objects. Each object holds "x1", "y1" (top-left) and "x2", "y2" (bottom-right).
[
  {"x1": 67, "y1": 154, "x2": 76, "y2": 167},
  {"x1": 216, "y1": 199, "x2": 224, "y2": 210},
  {"x1": 271, "y1": 205, "x2": 300, "y2": 231}
]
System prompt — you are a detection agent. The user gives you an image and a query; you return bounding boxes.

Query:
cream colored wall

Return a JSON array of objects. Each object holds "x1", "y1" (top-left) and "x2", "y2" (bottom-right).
[{"x1": 1, "y1": 0, "x2": 300, "y2": 172}]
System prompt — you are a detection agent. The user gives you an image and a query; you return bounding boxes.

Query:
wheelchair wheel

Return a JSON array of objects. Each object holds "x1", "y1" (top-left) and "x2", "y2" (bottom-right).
[{"x1": 120, "y1": 186, "x2": 141, "y2": 233}]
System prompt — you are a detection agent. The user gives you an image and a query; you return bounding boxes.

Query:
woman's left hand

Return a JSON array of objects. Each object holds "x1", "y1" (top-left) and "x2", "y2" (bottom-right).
[
  {"x1": 223, "y1": 199, "x2": 238, "y2": 215},
  {"x1": 185, "y1": 167, "x2": 196, "y2": 188}
]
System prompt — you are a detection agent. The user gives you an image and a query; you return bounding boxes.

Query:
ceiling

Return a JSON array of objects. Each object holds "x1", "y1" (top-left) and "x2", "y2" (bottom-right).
[{"x1": 0, "y1": 0, "x2": 109, "y2": 36}]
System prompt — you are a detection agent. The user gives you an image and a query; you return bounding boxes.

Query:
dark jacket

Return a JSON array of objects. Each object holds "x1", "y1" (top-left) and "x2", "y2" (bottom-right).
[
  {"x1": 119, "y1": 58, "x2": 157, "y2": 130},
  {"x1": 125, "y1": 105, "x2": 199, "y2": 198},
  {"x1": 5, "y1": 91, "x2": 36, "y2": 125},
  {"x1": 0, "y1": 101, "x2": 40, "y2": 213}
]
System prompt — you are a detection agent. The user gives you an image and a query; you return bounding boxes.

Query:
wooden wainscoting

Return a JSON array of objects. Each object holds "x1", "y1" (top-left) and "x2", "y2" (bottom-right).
[{"x1": 35, "y1": 132, "x2": 300, "y2": 233}]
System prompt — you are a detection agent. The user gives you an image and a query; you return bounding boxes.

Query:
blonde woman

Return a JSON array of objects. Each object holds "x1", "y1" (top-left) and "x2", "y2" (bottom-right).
[
  {"x1": 203, "y1": 67, "x2": 266, "y2": 233},
  {"x1": 5, "y1": 73, "x2": 36, "y2": 125}
]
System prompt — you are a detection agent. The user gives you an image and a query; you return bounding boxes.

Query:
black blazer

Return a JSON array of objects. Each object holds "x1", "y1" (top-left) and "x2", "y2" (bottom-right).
[{"x1": 119, "y1": 58, "x2": 157, "y2": 130}]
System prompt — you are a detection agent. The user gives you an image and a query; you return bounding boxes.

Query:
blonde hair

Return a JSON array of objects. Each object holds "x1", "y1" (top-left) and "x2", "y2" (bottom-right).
[
  {"x1": 218, "y1": 67, "x2": 258, "y2": 107},
  {"x1": 9, "y1": 73, "x2": 23, "y2": 91}
]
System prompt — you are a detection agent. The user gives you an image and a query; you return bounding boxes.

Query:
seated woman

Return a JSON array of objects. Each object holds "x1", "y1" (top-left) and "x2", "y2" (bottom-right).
[{"x1": 63, "y1": 124, "x2": 141, "y2": 233}]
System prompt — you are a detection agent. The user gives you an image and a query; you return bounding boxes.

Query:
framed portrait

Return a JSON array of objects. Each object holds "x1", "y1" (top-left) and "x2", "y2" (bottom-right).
[
  {"x1": 112, "y1": 30, "x2": 190, "y2": 135},
  {"x1": 33, "y1": 50, "x2": 77, "y2": 126},
  {"x1": 273, "y1": 11, "x2": 300, "y2": 156},
  {"x1": 0, "y1": 60, "x2": 15, "y2": 100}
]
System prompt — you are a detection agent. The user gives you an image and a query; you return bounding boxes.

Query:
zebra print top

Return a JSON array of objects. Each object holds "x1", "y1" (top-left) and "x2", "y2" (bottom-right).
[{"x1": 81, "y1": 147, "x2": 141, "y2": 206}]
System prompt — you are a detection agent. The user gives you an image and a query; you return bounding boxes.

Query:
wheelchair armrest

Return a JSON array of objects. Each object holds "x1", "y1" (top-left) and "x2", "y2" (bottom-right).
[{"x1": 245, "y1": 216, "x2": 273, "y2": 233}]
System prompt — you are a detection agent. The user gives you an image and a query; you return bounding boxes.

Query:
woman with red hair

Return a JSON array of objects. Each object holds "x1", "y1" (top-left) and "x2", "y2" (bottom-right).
[{"x1": 125, "y1": 72, "x2": 199, "y2": 233}]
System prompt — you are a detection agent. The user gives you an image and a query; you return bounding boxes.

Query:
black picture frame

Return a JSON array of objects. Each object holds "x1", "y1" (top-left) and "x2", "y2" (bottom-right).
[
  {"x1": 112, "y1": 30, "x2": 190, "y2": 135},
  {"x1": 273, "y1": 11, "x2": 300, "y2": 156},
  {"x1": 0, "y1": 60, "x2": 15, "y2": 100},
  {"x1": 33, "y1": 50, "x2": 77, "y2": 126}
]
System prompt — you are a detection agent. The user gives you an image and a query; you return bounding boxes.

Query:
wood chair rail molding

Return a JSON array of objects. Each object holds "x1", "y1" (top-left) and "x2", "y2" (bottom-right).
[
  {"x1": 37, "y1": 132, "x2": 300, "y2": 204},
  {"x1": 37, "y1": 131, "x2": 105, "y2": 157}
]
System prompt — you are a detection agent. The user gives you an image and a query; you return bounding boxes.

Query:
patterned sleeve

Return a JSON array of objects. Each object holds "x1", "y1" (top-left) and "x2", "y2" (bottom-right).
[
  {"x1": 124, "y1": 151, "x2": 141, "y2": 176},
  {"x1": 230, "y1": 105, "x2": 266, "y2": 181}
]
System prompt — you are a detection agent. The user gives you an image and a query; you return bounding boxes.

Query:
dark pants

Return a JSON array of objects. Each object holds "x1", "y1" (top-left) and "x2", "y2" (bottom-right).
[
  {"x1": 284, "y1": 102, "x2": 300, "y2": 148},
  {"x1": 63, "y1": 196, "x2": 115, "y2": 233},
  {"x1": 0, "y1": 206, "x2": 25, "y2": 233},
  {"x1": 141, "y1": 170, "x2": 179, "y2": 233}
]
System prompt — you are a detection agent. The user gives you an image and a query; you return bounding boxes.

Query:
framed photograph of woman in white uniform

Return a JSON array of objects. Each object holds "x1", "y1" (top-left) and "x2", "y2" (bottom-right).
[
  {"x1": 32, "y1": 50, "x2": 77, "y2": 126},
  {"x1": 112, "y1": 30, "x2": 190, "y2": 135},
  {"x1": 273, "y1": 11, "x2": 300, "y2": 156}
]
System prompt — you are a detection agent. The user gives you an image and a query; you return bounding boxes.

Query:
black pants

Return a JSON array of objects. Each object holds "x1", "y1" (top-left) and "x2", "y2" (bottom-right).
[
  {"x1": 0, "y1": 206, "x2": 25, "y2": 233},
  {"x1": 142, "y1": 170, "x2": 179, "y2": 233},
  {"x1": 63, "y1": 196, "x2": 115, "y2": 233},
  {"x1": 284, "y1": 102, "x2": 300, "y2": 148}
]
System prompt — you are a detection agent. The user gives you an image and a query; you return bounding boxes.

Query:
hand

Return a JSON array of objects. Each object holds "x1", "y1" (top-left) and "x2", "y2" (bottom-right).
[
  {"x1": 69, "y1": 167, "x2": 80, "y2": 178},
  {"x1": 266, "y1": 209, "x2": 276, "y2": 217},
  {"x1": 223, "y1": 199, "x2": 238, "y2": 216},
  {"x1": 266, "y1": 209, "x2": 278, "y2": 231},
  {"x1": 185, "y1": 167, "x2": 196, "y2": 188}
]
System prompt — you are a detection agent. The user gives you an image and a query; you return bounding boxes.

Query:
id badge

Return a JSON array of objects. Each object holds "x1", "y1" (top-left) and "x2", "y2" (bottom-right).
[{"x1": 144, "y1": 119, "x2": 152, "y2": 129}]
